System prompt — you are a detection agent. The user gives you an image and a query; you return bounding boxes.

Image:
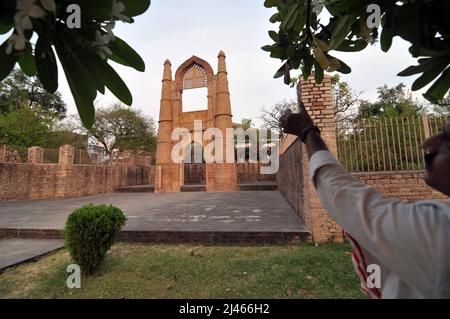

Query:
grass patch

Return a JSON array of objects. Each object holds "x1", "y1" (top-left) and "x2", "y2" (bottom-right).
[{"x1": 0, "y1": 243, "x2": 363, "y2": 299}]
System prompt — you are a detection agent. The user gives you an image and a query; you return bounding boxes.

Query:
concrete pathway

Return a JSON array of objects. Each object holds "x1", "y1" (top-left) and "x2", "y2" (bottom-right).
[
  {"x1": 0, "y1": 239, "x2": 64, "y2": 270},
  {"x1": 0, "y1": 191, "x2": 308, "y2": 233}
]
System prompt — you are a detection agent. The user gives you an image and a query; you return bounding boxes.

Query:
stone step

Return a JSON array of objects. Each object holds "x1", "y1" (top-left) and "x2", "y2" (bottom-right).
[
  {"x1": 181, "y1": 184, "x2": 206, "y2": 192},
  {"x1": 115, "y1": 182, "x2": 278, "y2": 193},
  {"x1": 115, "y1": 185, "x2": 155, "y2": 193},
  {"x1": 238, "y1": 182, "x2": 278, "y2": 191},
  {"x1": 0, "y1": 228, "x2": 311, "y2": 245}
]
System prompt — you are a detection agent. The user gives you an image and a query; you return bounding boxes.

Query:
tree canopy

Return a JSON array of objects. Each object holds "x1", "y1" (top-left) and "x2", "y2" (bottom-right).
[
  {"x1": 239, "y1": 118, "x2": 254, "y2": 131},
  {"x1": 262, "y1": 0, "x2": 450, "y2": 104},
  {"x1": 431, "y1": 94, "x2": 450, "y2": 115},
  {"x1": 260, "y1": 100, "x2": 298, "y2": 135},
  {"x1": 0, "y1": 107, "x2": 51, "y2": 146},
  {"x1": 83, "y1": 104, "x2": 156, "y2": 157},
  {"x1": 0, "y1": 68, "x2": 66, "y2": 119},
  {"x1": 357, "y1": 83, "x2": 425, "y2": 118},
  {"x1": 0, "y1": 0, "x2": 151, "y2": 128}
]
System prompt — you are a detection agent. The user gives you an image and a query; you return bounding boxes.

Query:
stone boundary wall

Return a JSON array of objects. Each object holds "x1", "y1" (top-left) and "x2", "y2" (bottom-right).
[
  {"x1": 278, "y1": 138, "x2": 343, "y2": 243},
  {"x1": 0, "y1": 145, "x2": 154, "y2": 201},
  {"x1": 278, "y1": 75, "x2": 344, "y2": 244},
  {"x1": 237, "y1": 163, "x2": 276, "y2": 183},
  {"x1": 354, "y1": 171, "x2": 449, "y2": 203}
]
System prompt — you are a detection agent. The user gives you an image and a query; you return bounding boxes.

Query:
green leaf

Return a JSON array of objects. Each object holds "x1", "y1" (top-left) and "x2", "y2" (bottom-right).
[
  {"x1": 316, "y1": 39, "x2": 330, "y2": 52},
  {"x1": 397, "y1": 59, "x2": 435, "y2": 77},
  {"x1": 82, "y1": 51, "x2": 132, "y2": 106},
  {"x1": 302, "y1": 52, "x2": 314, "y2": 80},
  {"x1": 269, "y1": 13, "x2": 280, "y2": 23},
  {"x1": 0, "y1": 23, "x2": 13, "y2": 34},
  {"x1": 283, "y1": 64, "x2": 291, "y2": 85},
  {"x1": 359, "y1": 18, "x2": 372, "y2": 41},
  {"x1": 335, "y1": 39, "x2": 367, "y2": 52},
  {"x1": 0, "y1": 41, "x2": 17, "y2": 82},
  {"x1": 264, "y1": 0, "x2": 278, "y2": 8},
  {"x1": 314, "y1": 62, "x2": 324, "y2": 84},
  {"x1": 312, "y1": 37, "x2": 330, "y2": 70},
  {"x1": 326, "y1": 0, "x2": 361, "y2": 16},
  {"x1": 380, "y1": 26, "x2": 394, "y2": 52},
  {"x1": 408, "y1": 45, "x2": 443, "y2": 58},
  {"x1": 411, "y1": 60, "x2": 449, "y2": 91},
  {"x1": 328, "y1": 15, "x2": 355, "y2": 50},
  {"x1": 327, "y1": 56, "x2": 342, "y2": 72},
  {"x1": 288, "y1": 54, "x2": 301, "y2": 69},
  {"x1": 337, "y1": 60, "x2": 351, "y2": 74},
  {"x1": 269, "y1": 45, "x2": 287, "y2": 60},
  {"x1": 423, "y1": 67, "x2": 450, "y2": 103},
  {"x1": 121, "y1": 0, "x2": 151, "y2": 18},
  {"x1": 55, "y1": 45, "x2": 97, "y2": 128},
  {"x1": 280, "y1": 2, "x2": 301, "y2": 30},
  {"x1": 268, "y1": 31, "x2": 279, "y2": 43},
  {"x1": 82, "y1": 0, "x2": 151, "y2": 20},
  {"x1": 109, "y1": 37, "x2": 145, "y2": 72},
  {"x1": 261, "y1": 45, "x2": 272, "y2": 52},
  {"x1": 18, "y1": 45, "x2": 36, "y2": 76},
  {"x1": 273, "y1": 63, "x2": 286, "y2": 79},
  {"x1": 75, "y1": 50, "x2": 106, "y2": 95},
  {"x1": 35, "y1": 37, "x2": 58, "y2": 93}
]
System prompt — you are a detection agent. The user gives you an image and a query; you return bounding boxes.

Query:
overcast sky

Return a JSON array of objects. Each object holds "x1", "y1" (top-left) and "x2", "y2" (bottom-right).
[{"x1": 4, "y1": 0, "x2": 426, "y2": 126}]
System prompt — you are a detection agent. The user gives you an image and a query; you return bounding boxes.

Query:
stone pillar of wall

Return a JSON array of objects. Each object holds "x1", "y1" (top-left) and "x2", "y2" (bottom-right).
[
  {"x1": 55, "y1": 145, "x2": 74, "y2": 198},
  {"x1": 155, "y1": 60, "x2": 181, "y2": 193},
  {"x1": 27, "y1": 147, "x2": 44, "y2": 164},
  {"x1": 58, "y1": 145, "x2": 74, "y2": 167},
  {"x1": 212, "y1": 51, "x2": 237, "y2": 192},
  {"x1": 301, "y1": 74, "x2": 344, "y2": 243}
]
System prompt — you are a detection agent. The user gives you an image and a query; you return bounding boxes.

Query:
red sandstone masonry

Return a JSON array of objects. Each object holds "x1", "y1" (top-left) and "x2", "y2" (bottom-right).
[
  {"x1": 300, "y1": 75, "x2": 343, "y2": 243},
  {"x1": 278, "y1": 75, "x2": 344, "y2": 244},
  {"x1": 0, "y1": 145, "x2": 154, "y2": 201},
  {"x1": 353, "y1": 171, "x2": 450, "y2": 203}
]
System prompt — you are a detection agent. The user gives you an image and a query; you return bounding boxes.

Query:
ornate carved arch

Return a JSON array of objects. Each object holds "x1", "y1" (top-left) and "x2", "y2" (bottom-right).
[{"x1": 175, "y1": 56, "x2": 214, "y2": 92}]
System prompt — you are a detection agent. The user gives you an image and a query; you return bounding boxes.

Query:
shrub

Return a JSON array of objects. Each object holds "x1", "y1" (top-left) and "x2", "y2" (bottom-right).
[{"x1": 64, "y1": 204, "x2": 127, "y2": 274}]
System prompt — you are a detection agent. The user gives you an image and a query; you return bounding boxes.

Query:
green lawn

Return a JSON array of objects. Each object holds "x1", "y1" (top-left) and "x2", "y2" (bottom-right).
[{"x1": 0, "y1": 243, "x2": 364, "y2": 299}]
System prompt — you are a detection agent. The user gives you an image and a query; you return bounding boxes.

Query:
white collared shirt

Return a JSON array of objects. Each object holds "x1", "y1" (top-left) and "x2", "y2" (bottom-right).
[{"x1": 310, "y1": 150, "x2": 450, "y2": 299}]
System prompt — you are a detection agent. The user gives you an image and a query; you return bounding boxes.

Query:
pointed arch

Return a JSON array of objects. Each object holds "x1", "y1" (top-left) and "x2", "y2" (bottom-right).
[{"x1": 175, "y1": 56, "x2": 214, "y2": 91}]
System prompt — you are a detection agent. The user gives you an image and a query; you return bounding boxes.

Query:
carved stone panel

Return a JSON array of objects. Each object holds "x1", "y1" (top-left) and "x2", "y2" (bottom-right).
[{"x1": 183, "y1": 64, "x2": 207, "y2": 90}]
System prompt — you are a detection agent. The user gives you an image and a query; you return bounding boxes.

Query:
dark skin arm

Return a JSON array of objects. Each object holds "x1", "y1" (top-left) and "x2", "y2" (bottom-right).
[{"x1": 279, "y1": 83, "x2": 328, "y2": 159}]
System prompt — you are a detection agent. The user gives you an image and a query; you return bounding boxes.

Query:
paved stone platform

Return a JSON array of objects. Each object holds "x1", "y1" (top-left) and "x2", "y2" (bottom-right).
[
  {"x1": 115, "y1": 182, "x2": 278, "y2": 193},
  {"x1": 0, "y1": 192, "x2": 310, "y2": 244},
  {"x1": 0, "y1": 239, "x2": 64, "y2": 271}
]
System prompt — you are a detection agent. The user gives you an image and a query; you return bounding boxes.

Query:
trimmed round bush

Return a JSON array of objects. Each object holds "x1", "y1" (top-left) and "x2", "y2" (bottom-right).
[{"x1": 64, "y1": 204, "x2": 127, "y2": 274}]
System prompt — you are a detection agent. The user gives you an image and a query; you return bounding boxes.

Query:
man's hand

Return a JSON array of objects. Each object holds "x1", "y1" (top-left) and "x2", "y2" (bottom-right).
[
  {"x1": 279, "y1": 82, "x2": 328, "y2": 159},
  {"x1": 279, "y1": 101, "x2": 315, "y2": 136}
]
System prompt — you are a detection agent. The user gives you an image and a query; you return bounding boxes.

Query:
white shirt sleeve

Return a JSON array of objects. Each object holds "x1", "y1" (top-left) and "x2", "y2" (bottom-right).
[{"x1": 309, "y1": 150, "x2": 450, "y2": 296}]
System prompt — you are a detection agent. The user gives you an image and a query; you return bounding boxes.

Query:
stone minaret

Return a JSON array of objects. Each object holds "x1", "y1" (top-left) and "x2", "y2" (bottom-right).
[
  {"x1": 212, "y1": 51, "x2": 237, "y2": 191},
  {"x1": 155, "y1": 60, "x2": 180, "y2": 193}
]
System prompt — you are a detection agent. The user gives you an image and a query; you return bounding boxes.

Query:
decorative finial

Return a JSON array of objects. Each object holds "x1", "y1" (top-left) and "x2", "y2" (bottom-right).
[
  {"x1": 164, "y1": 59, "x2": 171, "y2": 66},
  {"x1": 218, "y1": 50, "x2": 226, "y2": 58}
]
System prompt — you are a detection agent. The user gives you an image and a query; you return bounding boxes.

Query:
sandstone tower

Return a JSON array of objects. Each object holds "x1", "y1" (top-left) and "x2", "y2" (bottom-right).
[{"x1": 154, "y1": 52, "x2": 237, "y2": 193}]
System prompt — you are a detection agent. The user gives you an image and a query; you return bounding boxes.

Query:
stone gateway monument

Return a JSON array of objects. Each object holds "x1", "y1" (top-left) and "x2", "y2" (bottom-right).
[{"x1": 155, "y1": 52, "x2": 237, "y2": 193}]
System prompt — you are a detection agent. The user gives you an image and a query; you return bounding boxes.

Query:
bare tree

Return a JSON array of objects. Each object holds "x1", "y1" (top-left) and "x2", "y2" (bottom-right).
[
  {"x1": 331, "y1": 75, "x2": 362, "y2": 124},
  {"x1": 260, "y1": 100, "x2": 298, "y2": 136}
]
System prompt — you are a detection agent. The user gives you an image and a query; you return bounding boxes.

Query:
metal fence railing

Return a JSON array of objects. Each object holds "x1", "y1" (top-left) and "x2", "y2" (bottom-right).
[
  {"x1": 43, "y1": 148, "x2": 59, "y2": 163},
  {"x1": 74, "y1": 148, "x2": 96, "y2": 165},
  {"x1": 0, "y1": 144, "x2": 28, "y2": 163},
  {"x1": 337, "y1": 115, "x2": 449, "y2": 172},
  {"x1": 0, "y1": 145, "x2": 153, "y2": 167}
]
